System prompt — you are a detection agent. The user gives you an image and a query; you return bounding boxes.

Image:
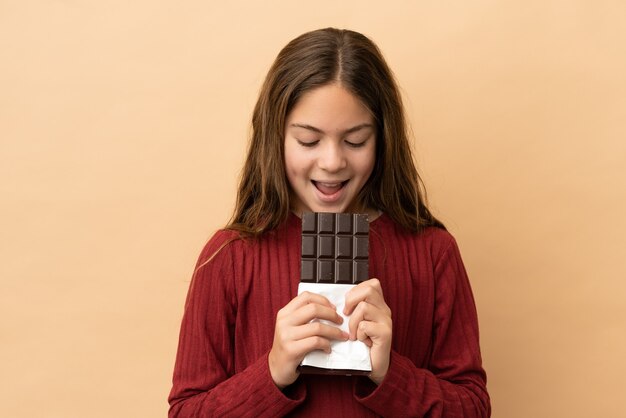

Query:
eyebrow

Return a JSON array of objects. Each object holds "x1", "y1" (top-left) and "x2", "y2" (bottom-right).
[{"x1": 289, "y1": 123, "x2": 374, "y2": 135}]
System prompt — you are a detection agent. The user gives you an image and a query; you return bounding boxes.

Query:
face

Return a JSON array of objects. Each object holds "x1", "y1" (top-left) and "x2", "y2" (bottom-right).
[{"x1": 284, "y1": 83, "x2": 376, "y2": 215}]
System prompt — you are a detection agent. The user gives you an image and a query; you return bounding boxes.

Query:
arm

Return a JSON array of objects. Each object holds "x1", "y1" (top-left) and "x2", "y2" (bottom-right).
[
  {"x1": 354, "y1": 237, "x2": 490, "y2": 418},
  {"x1": 168, "y1": 233, "x2": 305, "y2": 418}
]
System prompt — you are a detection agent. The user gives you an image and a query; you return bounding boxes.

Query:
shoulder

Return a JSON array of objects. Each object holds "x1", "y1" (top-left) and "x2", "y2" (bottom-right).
[
  {"x1": 418, "y1": 227, "x2": 463, "y2": 271},
  {"x1": 373, "y1": 213, "x2": 455, "y2": 247},
  {"x1": 371, "y1": 213, "x2": 462, "y2": 268},
  {"x1": 419, "y1": 226, "x2": 457, "y2": 252},
  {"x1": 195, "y1": 229, "x2": 246, "y2": 270},
  {"x1": 196, "y1": 220, "x2": 295, "y2": 268}
]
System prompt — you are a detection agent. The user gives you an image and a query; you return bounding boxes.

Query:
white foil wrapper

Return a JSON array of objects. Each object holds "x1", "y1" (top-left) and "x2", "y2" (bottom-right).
[{"x1": 298, "y1": 282, "x2": 372, "y2": 372}]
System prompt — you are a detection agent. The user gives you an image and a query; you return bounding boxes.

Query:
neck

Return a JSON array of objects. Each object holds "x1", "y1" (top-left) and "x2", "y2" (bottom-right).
[{"x1": 290, "y1": 208, "x2": 381, "y2": 222}]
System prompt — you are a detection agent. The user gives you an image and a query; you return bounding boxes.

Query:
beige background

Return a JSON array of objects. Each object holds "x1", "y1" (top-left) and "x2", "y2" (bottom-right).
[{"x1": 1, "y1": 1, "x2": 625, "y2": 417}]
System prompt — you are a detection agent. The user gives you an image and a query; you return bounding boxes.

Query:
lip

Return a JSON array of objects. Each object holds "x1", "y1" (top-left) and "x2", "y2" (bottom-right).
[{"x1": 315, "y1": 180, "x2": 347, "y2": 187}]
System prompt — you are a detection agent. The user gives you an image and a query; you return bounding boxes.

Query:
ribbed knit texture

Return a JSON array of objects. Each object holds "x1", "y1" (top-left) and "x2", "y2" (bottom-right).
[{"x1": 168, "y1": 213, "x2": 490, "y2": 417}]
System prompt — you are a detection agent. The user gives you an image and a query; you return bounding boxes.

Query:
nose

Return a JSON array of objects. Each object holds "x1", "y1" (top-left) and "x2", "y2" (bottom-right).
[{"x1": 317, "y1": 141, "x2": 347, "y2": 173}]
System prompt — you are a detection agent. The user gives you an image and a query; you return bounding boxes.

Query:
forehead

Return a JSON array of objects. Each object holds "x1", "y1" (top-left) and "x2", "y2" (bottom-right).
[{"x1": 286, "y1": 84, "x2": 373, "y2": 132}]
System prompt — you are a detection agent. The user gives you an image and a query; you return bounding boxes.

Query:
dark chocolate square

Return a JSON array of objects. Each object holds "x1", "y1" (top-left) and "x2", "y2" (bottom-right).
[{"x1": 300, "y1": 212, "x2": 369, "y2": 284}]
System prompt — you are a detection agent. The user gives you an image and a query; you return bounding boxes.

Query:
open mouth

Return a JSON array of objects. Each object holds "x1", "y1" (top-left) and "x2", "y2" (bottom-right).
[{"x1": 312, "y1": 180, "x2": 349, "y2": 196}]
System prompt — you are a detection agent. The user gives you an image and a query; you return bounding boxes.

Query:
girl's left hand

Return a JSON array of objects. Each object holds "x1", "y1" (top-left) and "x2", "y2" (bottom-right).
[{"x1": 343, "y1": 278, "x2": 392, "y2": 385}]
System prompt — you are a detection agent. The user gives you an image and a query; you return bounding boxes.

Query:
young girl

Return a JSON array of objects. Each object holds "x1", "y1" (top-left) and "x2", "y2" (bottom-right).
[{"x1": 168, "y1": 28, "x2": 490, "y2": 417}]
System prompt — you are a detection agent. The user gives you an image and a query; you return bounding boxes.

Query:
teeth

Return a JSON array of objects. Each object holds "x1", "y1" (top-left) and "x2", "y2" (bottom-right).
[{"x1": 313, "y1": 180, "x2": 346, "y2": 196}]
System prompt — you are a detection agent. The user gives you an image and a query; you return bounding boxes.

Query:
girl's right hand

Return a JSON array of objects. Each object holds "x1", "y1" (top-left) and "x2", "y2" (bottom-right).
[{"x1": 268, "y1": 291, "x2": 349, "y2": 389}]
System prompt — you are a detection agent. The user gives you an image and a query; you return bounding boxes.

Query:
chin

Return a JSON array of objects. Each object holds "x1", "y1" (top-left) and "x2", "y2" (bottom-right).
[{"x1": 314, "y1": 204, "x2": 351, "y2": 213}]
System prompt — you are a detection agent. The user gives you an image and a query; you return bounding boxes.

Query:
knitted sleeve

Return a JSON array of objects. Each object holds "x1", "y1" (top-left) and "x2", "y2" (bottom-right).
[
  {"x1": 354, "y1": 236, "x2": 490, "y2": 417},
  {"x1": 168, "y1": 231, "x2": 305, "y2": 417}
]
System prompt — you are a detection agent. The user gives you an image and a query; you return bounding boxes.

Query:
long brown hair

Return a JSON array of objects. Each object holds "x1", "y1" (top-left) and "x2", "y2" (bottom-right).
[{"x1": 227, "y1": 28, "x2": 444, "y2": 236}]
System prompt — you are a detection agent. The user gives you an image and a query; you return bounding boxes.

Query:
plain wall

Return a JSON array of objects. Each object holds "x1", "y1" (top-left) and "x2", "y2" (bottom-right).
[{"x1": 1, "y1": 1, "x2": 625, "y2": 417}]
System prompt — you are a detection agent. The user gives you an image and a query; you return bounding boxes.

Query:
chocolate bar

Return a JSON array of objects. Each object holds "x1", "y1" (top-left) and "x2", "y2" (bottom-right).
[
  {"x1": 298, "y1": 212, "x2": 371, "y2": 376},
  {"x1": 301, "y1": 212, "x2": 369, "y2": 284}
]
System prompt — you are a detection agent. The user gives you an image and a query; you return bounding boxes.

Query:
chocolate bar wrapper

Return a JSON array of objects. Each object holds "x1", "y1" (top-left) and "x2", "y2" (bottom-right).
[{"x1": 297, "y1": 282, "x2": 372, "y2": 374}]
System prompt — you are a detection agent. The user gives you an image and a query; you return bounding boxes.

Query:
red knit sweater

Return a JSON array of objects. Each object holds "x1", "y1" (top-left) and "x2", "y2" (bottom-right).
[{"x1": 168, "y1": 213, "x2": 490, "y2": 417}]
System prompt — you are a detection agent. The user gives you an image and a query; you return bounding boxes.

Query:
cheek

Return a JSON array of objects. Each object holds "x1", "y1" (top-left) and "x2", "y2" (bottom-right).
[
  {"x1": 284, "y1": 152, "x2": 304, "y2": 184},
  {"x1": 285, "y1": 166, "x2": 300, "y2": 187},
  {"x1": 358, "y1": 149, "x2": 376, "y2": 179},
  {"x1": 285, "y1": 148, "x2": 310, "y2": 176}
]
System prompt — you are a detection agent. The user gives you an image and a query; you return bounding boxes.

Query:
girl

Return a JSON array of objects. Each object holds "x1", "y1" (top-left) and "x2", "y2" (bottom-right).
[{"x1": 169, "y1": 28, "x2": 490, "y2": 417}]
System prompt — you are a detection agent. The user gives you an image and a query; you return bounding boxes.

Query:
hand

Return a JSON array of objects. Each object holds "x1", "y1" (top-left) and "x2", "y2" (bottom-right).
[
  {"x1": 268, "y1": 291, "x2": 349, "y2": 389},
  {"x1": 343, "y1": 278, "x2": 392, "y2": 385}
]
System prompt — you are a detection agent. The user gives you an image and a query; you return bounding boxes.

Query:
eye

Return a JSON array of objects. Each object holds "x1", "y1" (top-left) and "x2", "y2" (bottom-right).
[
  {"x1": 345, "y1": 139, "x2": 367, "y2": 148},
  {"x1": 296, "y1": 139, "x2": 319, "y2": 147}
]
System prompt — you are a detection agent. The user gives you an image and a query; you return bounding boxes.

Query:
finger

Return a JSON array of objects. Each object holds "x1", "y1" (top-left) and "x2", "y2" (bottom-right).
[
  {"x1": 347, "y1": 299, "x2": 393, "y2": 340},
  {"x1": 356, "y1": 320, "x2": 391, "y2": 345},
  {"x1": 279, "y1": 291, "x2": 335, "y2": 317},
  {"x1": 348, "y1": 301, "x2": 383, "y2": 340},
  {"x1": 289, "y1": 321, "x2": 350, "y2": 342},
  {"x1": 356, "y1": 321, "x2": 373, "y2": 347},
  {"x1": 293, "y1": 291, "x2": 336, "y2": 310},
  {"x1": 343, "y1": 279, "x2": 386, "y2": 316},
  {"x1": 288, "y1": 302, "x2": 344, "y2": 327},
  {"x1": 290, "y1": 335, "x2": 334, "y2": 357}
]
